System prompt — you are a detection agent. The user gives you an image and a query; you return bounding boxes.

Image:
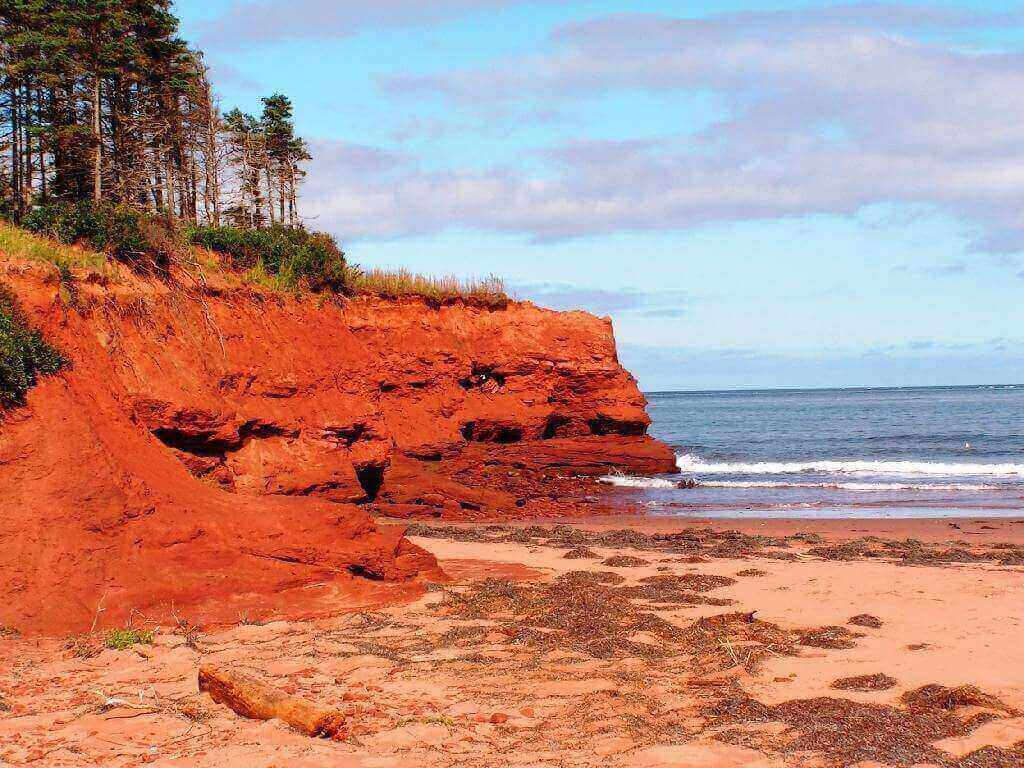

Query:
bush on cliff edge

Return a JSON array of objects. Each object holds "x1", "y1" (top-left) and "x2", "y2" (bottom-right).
[
  {"x1": 188, "y1": 225, "x2": 351, "y2": 293},
  {"x1": 0, "y1": 286, "x2": 65, "y2": 407},
  {"x1": 22, "y1": 201, "x2": 176, "y2": 272}
]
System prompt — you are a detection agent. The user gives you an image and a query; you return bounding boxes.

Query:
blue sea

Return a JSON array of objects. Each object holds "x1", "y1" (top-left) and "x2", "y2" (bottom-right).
[{"x1": 604, "y1": 385, "x2": 1024, "y2": 518}]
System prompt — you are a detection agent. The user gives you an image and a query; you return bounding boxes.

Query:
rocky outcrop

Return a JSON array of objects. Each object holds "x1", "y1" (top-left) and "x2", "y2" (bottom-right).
[{"x1": 0, "y1": 259, "x2": 675, "y2": 633}]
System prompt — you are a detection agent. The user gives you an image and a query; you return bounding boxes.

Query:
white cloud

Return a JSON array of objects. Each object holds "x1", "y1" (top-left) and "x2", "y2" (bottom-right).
[
  {"x1": 200, "y1": 0, "x2": 573, "y2": 46},
  {"x1": 291, "y1": 6, "x2": 1024, "y2": 253}
]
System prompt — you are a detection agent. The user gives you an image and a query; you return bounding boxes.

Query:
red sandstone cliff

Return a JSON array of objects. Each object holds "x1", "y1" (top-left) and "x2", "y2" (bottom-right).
[{"x1": 0, "y1": 258, "x2": 675, "y2": 634}]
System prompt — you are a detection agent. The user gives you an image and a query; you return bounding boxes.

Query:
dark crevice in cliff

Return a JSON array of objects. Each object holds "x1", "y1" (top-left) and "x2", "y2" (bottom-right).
[
  {"x1": 459, "y1": 364, "x2": 506, "y2": 391},
  {"x1": 461, "y1": 421, "x2": 524, "y2": 444},
  {"x1": 542, "y1": 415, "x2": 572, "y2": 440},
  {"x1": 588, "y1": 416, "x2": 647, "y2": 437},
  {"x1": 405, "y1": 449, "x2": 444, "y2": 462},
  {"x1": 152, "y1": 420, "x2": 293, "y2": 458},
  {"x1": 347, "y1": 564, "x2": 385, "y2": 581},
  {"x1": 322, "y1": 423, "x2": 368, "y2": 447},
  {"x1": 355, "y1": 463, "x2": 387, "y2": 501}
]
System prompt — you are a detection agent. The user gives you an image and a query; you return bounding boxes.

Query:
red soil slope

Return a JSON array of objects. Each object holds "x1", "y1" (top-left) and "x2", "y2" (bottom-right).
[{"x1": 0, "y1": 260, "x2": 675, "y2": 634}]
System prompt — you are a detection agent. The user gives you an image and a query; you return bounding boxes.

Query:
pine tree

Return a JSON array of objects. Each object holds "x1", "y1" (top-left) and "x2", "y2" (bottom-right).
[
  {"x1": 0, "y1": 0, "x2": 314, "y2": 229},
  {"x1": 260, "y1": 93, "x2": 308, "y2": 225}
]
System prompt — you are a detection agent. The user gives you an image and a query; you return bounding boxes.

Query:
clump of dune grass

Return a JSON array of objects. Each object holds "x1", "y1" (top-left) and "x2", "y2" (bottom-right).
[
  {"x1": 104, "y1": 627, "x2": 155, "y2": 650},
  {"x1": 351, "y1": 267, "x2": 507, "y2": 308},
  {"x1": 0, "y1": 220, "x2": 107, "y2": 271}
]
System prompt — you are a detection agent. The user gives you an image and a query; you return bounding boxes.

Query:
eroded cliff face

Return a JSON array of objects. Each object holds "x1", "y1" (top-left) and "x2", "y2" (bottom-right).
[{"x1": 0, "y1": 260, "x2": 675, "y2": 633}]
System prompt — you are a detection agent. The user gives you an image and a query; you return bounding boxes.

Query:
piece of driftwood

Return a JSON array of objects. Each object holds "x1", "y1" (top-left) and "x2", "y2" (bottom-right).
[{"x1": 198, "y1": 664, "x2": 346, "y2": 738}]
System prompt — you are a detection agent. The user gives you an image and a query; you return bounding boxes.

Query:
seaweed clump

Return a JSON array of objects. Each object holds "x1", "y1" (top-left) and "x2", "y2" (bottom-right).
[{"x1": 714, "y1": 684, "x2": 1020, "y2": 767}]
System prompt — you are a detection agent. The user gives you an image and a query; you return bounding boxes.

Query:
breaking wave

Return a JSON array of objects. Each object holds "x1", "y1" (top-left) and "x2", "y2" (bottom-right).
[
  {"x1": 676, "y1": 453, "x2": 1024, "y2": 478},
  {"x1": 700, "y1": 480, "x2": 997, "y2": 491},
  {"x1": 599, "y1": 474, "x2": 679, "y2": 489}
]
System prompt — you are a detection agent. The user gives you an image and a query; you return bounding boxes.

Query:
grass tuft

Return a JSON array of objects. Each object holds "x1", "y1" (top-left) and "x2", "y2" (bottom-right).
[
  {"x1": 351, "y1": 268, "x2": 507, "y2": 307},
  {"x1": 104, "y1": 627, "x2": 155, "y2": 650},
  {"x1": 0, "y1": 220, "x2": 107, "y2": 271}
]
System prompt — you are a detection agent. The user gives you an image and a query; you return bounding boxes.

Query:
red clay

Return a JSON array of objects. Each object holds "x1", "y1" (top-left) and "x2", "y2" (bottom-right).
[{"x1": 0, "y1": 260, "x2": 675, "y2": 634}]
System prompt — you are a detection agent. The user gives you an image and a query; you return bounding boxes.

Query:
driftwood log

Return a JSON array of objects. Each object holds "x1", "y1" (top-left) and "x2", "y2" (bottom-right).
[{"x1": 198, "y1": 664, "x2": 347, "y2": 739}]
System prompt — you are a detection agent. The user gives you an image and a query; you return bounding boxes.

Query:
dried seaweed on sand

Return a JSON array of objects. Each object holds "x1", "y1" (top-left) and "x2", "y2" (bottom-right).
[
  {"x1": 831, "y1": 673, "x2": 898, "y2": 691},
  {"x1": 714, "y1": 683, "x2": 1019, "y2": 767}
]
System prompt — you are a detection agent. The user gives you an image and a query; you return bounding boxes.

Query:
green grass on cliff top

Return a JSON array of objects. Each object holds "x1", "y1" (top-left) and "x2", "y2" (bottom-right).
[
  {"x1": 0, "y1": 219, "x2": 508, "y2": 307},
  {"x1": 0, "y1": 220, "x2": 108, "y2": 271}
]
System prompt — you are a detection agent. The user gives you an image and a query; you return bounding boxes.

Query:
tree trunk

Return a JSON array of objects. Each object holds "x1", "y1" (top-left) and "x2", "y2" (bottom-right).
[
  {"x1": 10, "y1": 86, "x2": 21, "y2": 218},
  {"x1": 19, "y1": 85, "x2": 32, "y2": 213},
  {"x1": 152, "y1": 151, "x2": 165, "y2": 211},
  {"x1": 198, "y1": 665, "x2": 346, "y2": 739},
  {"x1": 204, "y1": 97, "x2": 220, "y2": 226},
  {"x1": 37, "y1": 88, "x2": 47, "y2": 202},
  {"x1": 264, "y1": 164, "x2": 275, "y2": 225},
  {"x1": 278, "y1": 165, "x2": 285, "y2": 223},
  {"x1": 288, "y1": 163, "x2": 297, "y2": 225},
  {"x1": 165, "y1": 152, "x2": 176, "y2": 219},
  {"x1": 92, "y1": 76, "x2": 102, "y2": 202}
]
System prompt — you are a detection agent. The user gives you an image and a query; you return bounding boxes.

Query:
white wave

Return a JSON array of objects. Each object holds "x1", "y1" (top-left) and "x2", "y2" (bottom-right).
[
  {"x1": 701, "y1": 480, "x2": 997, "y2": 491},
  {"x1": 599, "y1": 474, "x2": 679, "y2": 489},
  {"x1": 677, "y1": 453, "x2": 1024, "y2": 477}
]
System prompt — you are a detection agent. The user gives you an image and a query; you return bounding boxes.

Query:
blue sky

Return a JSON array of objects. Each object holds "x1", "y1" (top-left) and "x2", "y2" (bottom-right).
[{"x1": 176, "y1": 0, "x2": 1024, "y2": 391}]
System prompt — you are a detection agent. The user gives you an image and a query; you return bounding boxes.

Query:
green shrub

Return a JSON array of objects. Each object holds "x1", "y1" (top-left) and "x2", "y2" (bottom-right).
[
  {"x1": 22, "y1": 201, "x2": 176, "y2": 271},
  {"x1": 104, "y1": 627, "x2": 155, "y2": 650},
  {"x1": 0, "y1": 286, "x2": 65, "y2": 407},
  {"x1": 188, "y1": 224, "x2": 351, "y2": 293}
]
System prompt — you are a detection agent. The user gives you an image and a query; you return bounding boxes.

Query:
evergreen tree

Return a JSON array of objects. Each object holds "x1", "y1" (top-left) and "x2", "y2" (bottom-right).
[
  {"x1": 0, "y1": 0, "x2": 312, "y2": 228},
  {"x1": 260, "y1": 93, "x2": 308, "y2": 226}
]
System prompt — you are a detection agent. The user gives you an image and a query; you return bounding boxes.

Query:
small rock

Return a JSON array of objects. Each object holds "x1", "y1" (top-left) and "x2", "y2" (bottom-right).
[{"x1": 490, "y1": 712, "x2": 509, "y2": 724}]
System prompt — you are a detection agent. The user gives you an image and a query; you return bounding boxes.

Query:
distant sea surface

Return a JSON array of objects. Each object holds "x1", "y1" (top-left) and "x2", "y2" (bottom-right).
[{"x1": 607, "y1": 385, "x2": 1024, "y2": 518}]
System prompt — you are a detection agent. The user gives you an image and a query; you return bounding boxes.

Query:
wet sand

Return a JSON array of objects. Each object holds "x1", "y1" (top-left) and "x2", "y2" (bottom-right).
[{"x1": 2, "y1": 515, "x2": 1024, "y2": 767}]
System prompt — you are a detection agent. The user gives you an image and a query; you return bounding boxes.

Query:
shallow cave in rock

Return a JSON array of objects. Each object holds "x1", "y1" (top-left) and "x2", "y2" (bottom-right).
[
  {"x1": 542, "y1": 414, "x2": 572, "y2": 439},
  {"x1": 355, "y1": 463, "x2": 387, "y2": 501},
  {"x1": 459, "y1": 364, "x2": 507, "y2": 390},
  {"x1": 588, "y1": 416, "x2": 646, "y2": 437},
  {"x1": 461, "y1": 421, "x2": 524, "y2": 444}
]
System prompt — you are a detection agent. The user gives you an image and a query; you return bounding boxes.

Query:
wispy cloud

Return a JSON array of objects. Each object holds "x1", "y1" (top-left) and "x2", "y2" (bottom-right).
[
  {"x1": 200, "y1": 0, "x2": 571, "y2": 47},
  {"x1": 513, "y1": 281, "x2": 691, "y2": 317},
  {"x1": 334, "y1": 6, "x2": 1024, "y2": 250},
  {"x1": 621, "y1": 338, "x2": 1024, "y2": 391},
  {"x1": 891, "y1": 260, "x2": 969, "y2": 278}
]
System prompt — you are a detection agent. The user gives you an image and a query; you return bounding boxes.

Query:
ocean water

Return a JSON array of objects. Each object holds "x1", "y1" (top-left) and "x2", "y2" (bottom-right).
[{"x1": 604, "y1": 385, "x2": 1024, "y2": 518}]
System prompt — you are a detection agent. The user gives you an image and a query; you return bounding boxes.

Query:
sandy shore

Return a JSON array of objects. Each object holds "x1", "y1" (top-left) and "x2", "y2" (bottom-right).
[{"x1": 2, "y1": 516, "x2": 1024, "y2": 767}]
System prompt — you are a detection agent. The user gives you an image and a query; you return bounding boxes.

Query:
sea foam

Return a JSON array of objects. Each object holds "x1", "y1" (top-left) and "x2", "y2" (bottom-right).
[
  {"x1": 676, "y1": 453, "x2": 1024, "y2": 477},
  {"x1": 700, "y1": 480, "x2": 997, "y2": 491},
  {"x1": 599, "y1": 474, "x2": 679, "y2": 489}
]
